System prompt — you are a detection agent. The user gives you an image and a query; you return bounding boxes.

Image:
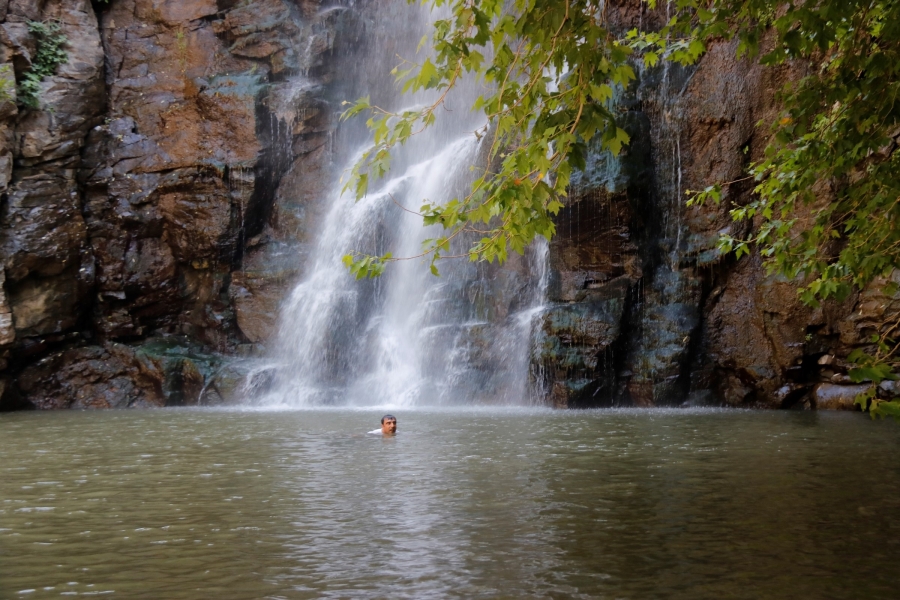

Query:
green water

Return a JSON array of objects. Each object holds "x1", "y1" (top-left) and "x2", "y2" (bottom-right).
[{"x1": 1, "y1": 408, "x2": 899, "y2": 599}]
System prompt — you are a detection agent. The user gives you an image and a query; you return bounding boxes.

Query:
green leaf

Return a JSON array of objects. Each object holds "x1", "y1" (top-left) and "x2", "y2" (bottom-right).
[
  {"x1": 354, "y1": 173, "x2": 368, "y2": 200},
  {"x1": 590, "y1": 83, "x2": 614, "y2": 102},
  {"x1": 418, "y1": 58, "x2": 438, "y2": 89}
]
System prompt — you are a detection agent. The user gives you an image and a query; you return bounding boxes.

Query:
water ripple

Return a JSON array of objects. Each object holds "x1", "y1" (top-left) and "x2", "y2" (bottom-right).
[{"x1": 1, "y1": 409, "x2": 899, "y2": 599}]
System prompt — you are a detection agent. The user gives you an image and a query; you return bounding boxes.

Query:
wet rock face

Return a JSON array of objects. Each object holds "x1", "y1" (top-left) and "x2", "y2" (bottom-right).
[
  {"x1": 0, "y1": 0, "x2": 103, "y2": 389},
  {"x1": 17, "y1": 343, "x2": 165, "y2": 409},
  {"x1": 539, "y1": 188, "x2": 642, "y2": 407},
  {"x1": 85, "y1": 0, "x2": 270, "y2": 346},
  {"x1": 674, "y1": 40, "x2": 900, "y2": 410},
  {"x1": 0, "y1": 0, "x2": 343, "y2": 409}
]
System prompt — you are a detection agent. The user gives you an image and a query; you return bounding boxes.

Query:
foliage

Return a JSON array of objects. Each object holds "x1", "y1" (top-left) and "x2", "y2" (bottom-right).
[
  {"x1": 17, "y1": 20, "x2": 69, "y2": 110},
  {"x1": 856, "y1": 393, "x2": 900, "y2": 422},
  {"x1": 345, "y1": 0, "x2": 900, "y2": 293}
]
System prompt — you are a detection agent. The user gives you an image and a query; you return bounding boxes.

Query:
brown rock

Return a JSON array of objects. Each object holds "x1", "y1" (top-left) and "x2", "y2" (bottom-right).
[
  {"x1": 180, "y1": 357, "x2": 205, "y2": 405},
  {"x1": 124, "y1": 237, "x2": 176, "y2": 296},
  {"x1": 135, "y1": 0, "x2": 217, "y2": 25},
  {"x1": 0, "y1": 0, "x2": 343, "y2": 409},
  {"x1": 214, "y1": 0, "x2": 291, "y2": 38},
  {"x1": 653, "y1": 35, "x2": 839, "y2": 408},
  {"x1": 213, "y1": 0, "x2": 293, "y2": 64},
  {"x1": 176, "y1": 264, "x2": 236, "y2": 350},
  {"x1": 230, "y1": 270, "x2": 281, "y2": 344},
  {"x1": 703, "y1": 253, "x2": 819, "y2": 407},
  {"x1": 77, "y1": 0, "x2": 316, "y2": 353},
  {"x1": 841, "y1": 271, "x2": 900, "y2": 348},
  {"x1": 547, "y1": 189, "x2": 640, "y2": 303},
  {"x1": 1, "y1": 0, "x2": 104, "y2": 349},
  {"x1": 17, "y1": 343, "x2": 165, "y2": 409},
  {"x1": 158, "y1": 172, "x2": 234, "y2": 262},
  {"x1": 0, "y1": 60, "x2": 14, "y2": 192},
  {"x1": 229, "y1": 237, "x2": 306, "y2": 344},
  {"x1": 8, "y1": 266, "x2": 84, "y2": 338},
  {"x1": 270, "y1": 142, "x2": 331, "y2": 241},
  {"x1": 103, "y1": 1, "x2": 260, "y2": 173},
  {"x1": 7, "y1": 1, "x2": 41, "y2": 21},
  {"x1": 2, "y1": 172, "x2": 88, "y2": 281}
]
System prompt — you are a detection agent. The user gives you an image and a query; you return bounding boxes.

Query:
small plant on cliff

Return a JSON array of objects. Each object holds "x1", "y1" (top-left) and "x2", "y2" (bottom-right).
[
  {"x1": 17, "y1": 20, "x2": 69, "y2": 110},
  {"x1": 849, "y1": 341, "x2": 900, "y2": 421},
  {"x1": 175, "y1": 27, "x2": 189, "y2": 73},
  {"x1": 0, "y1": 64, "x2": 15, "y2": 104}
]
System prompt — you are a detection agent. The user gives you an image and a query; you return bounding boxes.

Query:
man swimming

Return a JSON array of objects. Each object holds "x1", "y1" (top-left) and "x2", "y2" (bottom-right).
[{"x1": 368, "y1": 414, "x2": 397, "y2": 435}]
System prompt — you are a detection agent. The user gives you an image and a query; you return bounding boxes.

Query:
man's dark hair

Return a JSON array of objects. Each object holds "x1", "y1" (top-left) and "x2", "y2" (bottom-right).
[{"x1": 381, "y1": 414, "x2": 396, "y2": 424}]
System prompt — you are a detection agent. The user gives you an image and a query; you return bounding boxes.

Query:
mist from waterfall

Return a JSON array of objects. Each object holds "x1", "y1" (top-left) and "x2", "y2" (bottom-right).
[{"x1": 259, "y1": 1, "x2": 548, "y2": 407}]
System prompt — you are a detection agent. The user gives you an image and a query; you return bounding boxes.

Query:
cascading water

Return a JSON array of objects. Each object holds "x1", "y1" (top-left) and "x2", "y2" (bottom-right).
[{"x1": 260, "y1": 1, "x2": 547, "y2": 407}]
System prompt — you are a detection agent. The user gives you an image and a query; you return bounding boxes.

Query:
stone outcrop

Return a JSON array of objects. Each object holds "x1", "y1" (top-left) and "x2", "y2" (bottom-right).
[{"x1": 17, "y1": 342, "x2": 165, "y2": 409}]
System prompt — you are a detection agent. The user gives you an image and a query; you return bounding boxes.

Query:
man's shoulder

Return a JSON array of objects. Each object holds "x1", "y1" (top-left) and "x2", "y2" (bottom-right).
[{"x1": 367, "y1": 429, "x2": 382, "y2": 434}]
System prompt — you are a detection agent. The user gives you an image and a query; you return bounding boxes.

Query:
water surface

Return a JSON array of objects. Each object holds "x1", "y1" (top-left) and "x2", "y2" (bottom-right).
[{"x1": 2, "y1": 408, "x2": 899, "y2": 598}]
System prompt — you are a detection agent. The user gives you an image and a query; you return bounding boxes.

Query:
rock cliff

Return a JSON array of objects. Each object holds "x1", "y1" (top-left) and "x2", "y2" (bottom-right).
[
  {"x1": 0, "y1": 0, "x2": 345, "y2": 409},
  {"x1": 0, "y1": 0, "x2": 896, "y2": 411}
]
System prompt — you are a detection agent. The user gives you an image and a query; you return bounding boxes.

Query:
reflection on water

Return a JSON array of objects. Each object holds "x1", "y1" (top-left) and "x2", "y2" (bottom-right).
[{"x1": 1, "y1": 408, "x2": 899, "y2": 599}]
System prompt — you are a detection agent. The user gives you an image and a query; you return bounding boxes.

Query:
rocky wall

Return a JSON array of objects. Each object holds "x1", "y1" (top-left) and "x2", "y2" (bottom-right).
[{"x1": 0, "y1": 0, "x2": 346, "y2": 409}]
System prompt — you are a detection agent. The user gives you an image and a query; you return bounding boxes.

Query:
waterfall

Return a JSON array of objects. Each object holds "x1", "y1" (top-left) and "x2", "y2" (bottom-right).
[{"x1": 259, "y1": 1, "x2": 547, "y2": 407}]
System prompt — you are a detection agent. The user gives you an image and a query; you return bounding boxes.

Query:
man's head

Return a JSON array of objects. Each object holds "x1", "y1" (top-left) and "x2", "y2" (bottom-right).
[{"x1": 380, "y1": 414, "x2": 397, "y2": 434}]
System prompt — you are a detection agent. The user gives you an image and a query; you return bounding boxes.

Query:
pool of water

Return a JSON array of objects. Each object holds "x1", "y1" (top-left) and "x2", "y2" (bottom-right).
[{"x1": 2, "y1": 408, "x2": 899, "y2": 599}]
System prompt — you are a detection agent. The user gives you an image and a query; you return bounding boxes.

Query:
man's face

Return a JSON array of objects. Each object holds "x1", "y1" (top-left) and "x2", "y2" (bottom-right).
[{"x1": 381, "y1": 418, "x2": 397, "y2": 434}]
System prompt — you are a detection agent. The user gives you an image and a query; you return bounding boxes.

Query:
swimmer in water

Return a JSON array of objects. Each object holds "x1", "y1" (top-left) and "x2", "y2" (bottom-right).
[{"x1": 368, "y1": 414, "x2": 397, "y2": 435}]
